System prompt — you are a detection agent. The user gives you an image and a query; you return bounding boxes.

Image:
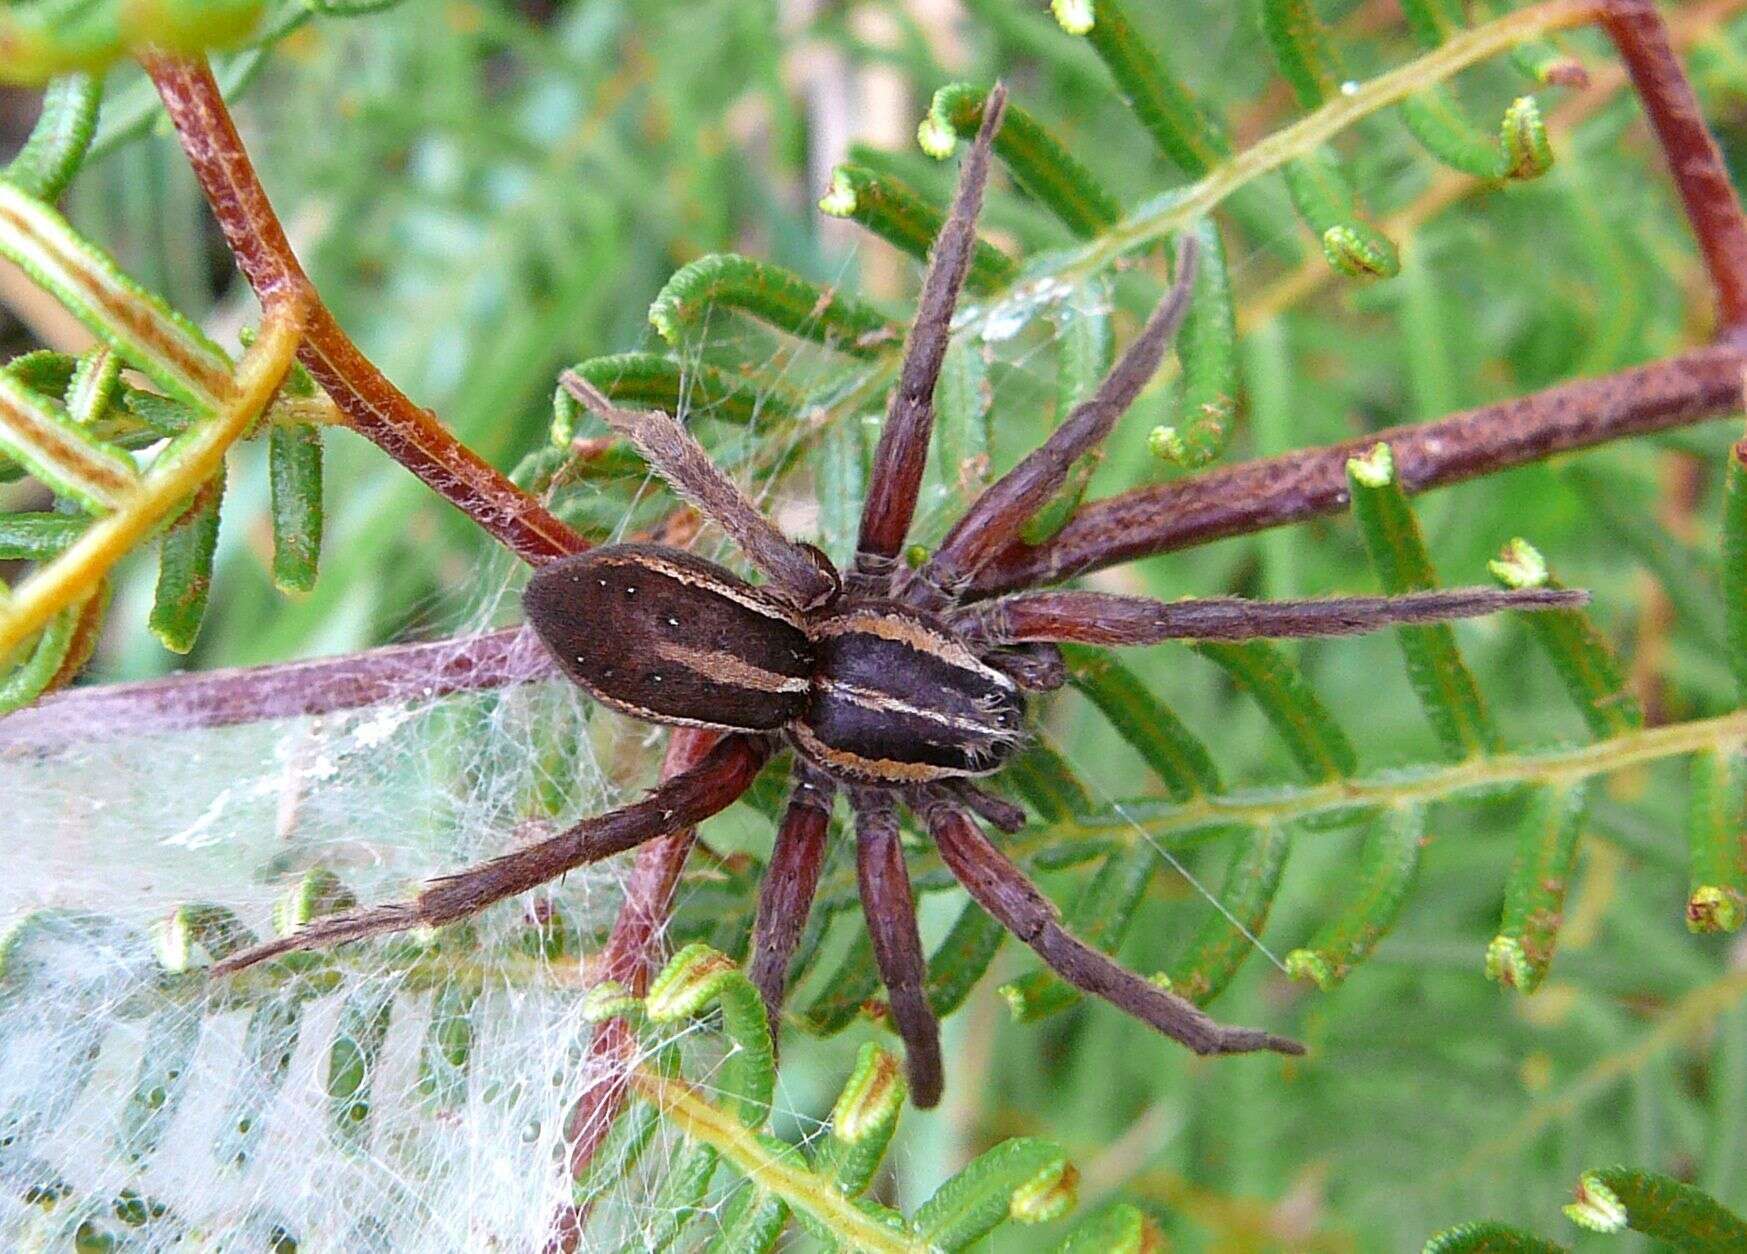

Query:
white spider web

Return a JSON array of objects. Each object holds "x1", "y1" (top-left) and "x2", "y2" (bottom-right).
[{"x1": 0, "y1": 239, "x2": 1290, "y2": 1251}]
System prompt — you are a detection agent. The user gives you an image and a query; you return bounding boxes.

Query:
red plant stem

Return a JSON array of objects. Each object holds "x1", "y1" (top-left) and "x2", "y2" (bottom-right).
[
  {"x1": 142, "y1": 55, "x2": 584, "y2": 565},
  {"x1": 0, "y1": 627, "x2": 551, "y2": 751},
  {"x1": 1600, "y1": 0, "x2": 1747, "y2": 333},
  {"x1": 551, "y1": 726, "x2": 723, "y2": 1247},
  {"x1": 972, "y1": 343, "x2": 1747, "y2": 595}
]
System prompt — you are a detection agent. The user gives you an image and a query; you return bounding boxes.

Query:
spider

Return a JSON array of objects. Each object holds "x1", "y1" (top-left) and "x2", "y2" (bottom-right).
[{"x1": 215, "y1": 85, "x2": 1582, "y2": 1106}]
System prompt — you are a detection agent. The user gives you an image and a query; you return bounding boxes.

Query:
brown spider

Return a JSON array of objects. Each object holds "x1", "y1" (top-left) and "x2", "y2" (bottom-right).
[{"x1": 215, "y1": 85, "x2": 1582, "y2": 1106}]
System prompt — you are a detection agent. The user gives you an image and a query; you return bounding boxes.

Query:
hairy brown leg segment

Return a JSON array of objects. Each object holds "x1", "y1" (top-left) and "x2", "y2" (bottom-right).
[
  {"x1": 746, "y1": 769, "x2": 837, "y2": 1032},
  {"x1": 212, "y1": 734, "x2": 773, "y2": 974},
  {"x1": 919, "y1": 798, "x2": 1305, "y2": 1057},
  {"x1": 854, "y1": 795, "x2": 946, "y2": 1107},
  {"x1": 557, "y1": 373, "x2": 839, "y2": 610},
  {"x1": 851, "y1": 84, "x2": 1008, "y2": 595},
  {"x1": 951, "y1": 586, "x2": 1589, "y2": 647}
]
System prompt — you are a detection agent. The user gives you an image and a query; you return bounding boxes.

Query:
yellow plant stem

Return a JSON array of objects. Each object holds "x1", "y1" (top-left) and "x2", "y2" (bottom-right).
[
  {"x1": 629, "y1": 1065, "x2": 922, "y2": 1254},
  {"x1": 0, "y1": 303, "x2": 307, "y2": 658}
]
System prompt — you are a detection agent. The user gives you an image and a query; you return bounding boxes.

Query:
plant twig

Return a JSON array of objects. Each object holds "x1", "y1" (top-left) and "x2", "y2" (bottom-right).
[
  {"x1": 974, "y1": 344, "x2": 1747, "y2": 594},
  {"x1": 0, "y1": 626, "x2": 552, "y2": 751},
  {"x1": 142, "y1": 55, "x2": 584, "y2": 566},
  {"x1": 1599, "y1": 0, "x2": 1747, "y2": 334}
]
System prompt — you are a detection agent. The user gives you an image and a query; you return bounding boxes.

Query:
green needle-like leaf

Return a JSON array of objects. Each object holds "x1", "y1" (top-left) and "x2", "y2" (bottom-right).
[
  {"x1": 1685, "y1": 747, "x2": 1746, "y2": 934},
  {"x1": 1348, "y1": 441, "x2": 1497, "y2": 759},
  {"x1": 1490, "y1": 538, "x2": 1641, "y2": 739},
  {"x1": 648, "y1": 254, "x2": 899, "y2": 357},
  {"x1": 1487, "y1": 780, "x2": 1591, "y2": 993},
  {"x1": 1564, "y1": 1166, "x2": 1747, "y2": 1250},
  {"x1": 2, "y1": 73, "x2": 101, "y2": 200},
  {"x1": 821, "y1": 164, "x2": 1016, "y2": 292},
  {"x1": 914, "y1": 1137, "x2": 1077, "y2": 1246},
  {"x1": 1064, "y1": 645, "x2": 1221, "y2": 801},
  {"x1": 1165, "y1": 823, "x2": 1291, "y2": 1004},
  {"x1": 1287, "y1": 805, "x2": 1426, "y2": 990},
  {"x1": 918, "y1": 83, "x2": 1121, "y2": 237},
  {"x1": 1191, "y1": 639, "x2": 1359, "y2": 781},
  {"x1": 1151, "y1": 220, "x2": 1237, "y2": 469},
  {"x1": 149, "y1": 464, "x2": 225, "y2": 654},
  {"x1": 647, "y1": 943, "x2": 776, "y2": 1128},
  {"x1": 268, "y1": 422, "x2": 323, "y2": 594}
]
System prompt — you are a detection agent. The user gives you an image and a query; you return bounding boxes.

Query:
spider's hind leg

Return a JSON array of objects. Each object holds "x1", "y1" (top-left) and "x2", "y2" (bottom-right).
[
  {"x1": 919, "y1": 796, "x2": 1305, "y2": 1058},
  {"x1": 747, "y1": 768, "x2": 836, "y2": 1035},
  {"x1": 854, "y1": 794, "x2": 946, "y2": 1107}
]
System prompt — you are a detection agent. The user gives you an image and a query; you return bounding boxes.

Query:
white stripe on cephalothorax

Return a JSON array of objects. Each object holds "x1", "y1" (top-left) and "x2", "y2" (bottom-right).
[
  {"x1": 809, "y1": 609, "x2": 1015, "y2": 690},
  {"x1": 591, "y1": 551, "x2": 805, "y2": 630},
  {"x1": 816, "y1": 678, "x2": 1016, "y2": 740}
]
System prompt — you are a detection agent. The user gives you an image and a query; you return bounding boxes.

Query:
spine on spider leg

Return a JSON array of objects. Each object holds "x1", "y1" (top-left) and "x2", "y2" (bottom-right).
[
  {"x1": 1347, "y1": 441, "x2": 1499, "y2": 759},
  {"x1": 1285, "y1": 804, "x2": 1426, "y2": 990},
  {"x1": 1490, "y1": 538, "x2": 1642, "y2": 740},
  {"x1": 1486, "y1": 779, "x2": 1592, "y2": 993},
  {"x1": 1685, "y1": 747, "x2": 1747, "y2": 935}
]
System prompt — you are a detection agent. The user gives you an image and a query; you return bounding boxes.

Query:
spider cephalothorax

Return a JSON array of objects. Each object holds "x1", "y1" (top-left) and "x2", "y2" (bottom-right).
[{"x1": 215, "y1": 84, "x2": 1583, "y2": 1107}]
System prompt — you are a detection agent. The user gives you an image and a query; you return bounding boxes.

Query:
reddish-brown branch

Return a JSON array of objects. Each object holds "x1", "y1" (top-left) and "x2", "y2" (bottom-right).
[
  {"x1": 550, "y1": 727, "x2": 723, "y2": 1249},
  {"x1": 1600, "y1": 0, "x2": 1747, "y2": 333},
  {"x1": 142, "y1": 55, "x2": 584, "y2": 565},
  {"x1": 0, "y1": 627, "x2": 552, "y2": 752},
  {"x1": 972, "y1": 344, "x2": 1747, "y2": 595}
]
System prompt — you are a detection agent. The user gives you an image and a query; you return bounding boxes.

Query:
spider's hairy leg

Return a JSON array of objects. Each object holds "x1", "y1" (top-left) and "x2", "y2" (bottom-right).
[
  {"x1": 211, "y1": 735, "x2": 773, "y2": 974},
  {"x1": 747, "y1": 768, "x2": 836, "y2": 1033},
  {"x1": 920, "y1": 799, "x2": 1305, "y2": 1058},
  {"x1": 950, "y1": 585, "x2": 1590, "y2": 647},
  {"x1": 557, "y1": 373, "x2": 838, "y2": 609},
  {"x1": 855, "y1": 795, "x2": 946, "y2": 1108},
  {"x1": 937, "y1": 780, "x2": 1028, "y2": 833},
  {"x1": 853, "y1": 82, "x2": 1008, "y2": 593},
  {"x1": 982, "y1": 641, "x2": 1068, "y2": 692},
  {"x1": 908, "y1": 233, "x2": 1201, "y2": 607}
]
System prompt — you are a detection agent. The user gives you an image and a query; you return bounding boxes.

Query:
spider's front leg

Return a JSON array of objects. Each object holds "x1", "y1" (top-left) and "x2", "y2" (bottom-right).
[
  {"x1": 919, "y1": 798, "x2": 1305, "y2": 1058},
  {"x1": 906, "y1": 232, "x2": 1201, "y2": 608},
  {"x1": 557, "y1": 373, "x2": 838, "y2": 611},
  {"x1": 852, "y1": 83, "x2": 1008, "y2": 595},
  {"x1": 948, "y1": 585, "x2": 1589, "y2": 648},
  {"x1": 211, "y1": 734, "x2": 773, "y2": 974}
]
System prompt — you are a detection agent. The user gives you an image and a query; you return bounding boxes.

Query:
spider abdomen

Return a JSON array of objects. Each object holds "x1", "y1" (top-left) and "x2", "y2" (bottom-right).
[
  {"x1": 523, "y1": 543, "x2": 814, "y2": 731},
  {"x1": 792, "y1": 603, "x2": 1024, "y2": 783}
]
